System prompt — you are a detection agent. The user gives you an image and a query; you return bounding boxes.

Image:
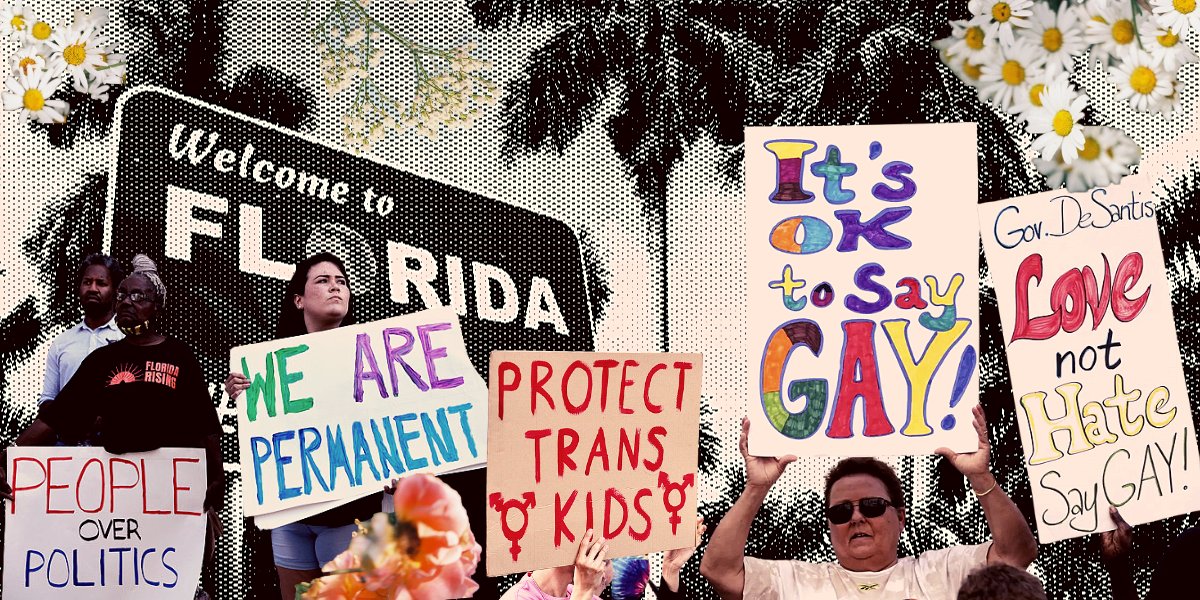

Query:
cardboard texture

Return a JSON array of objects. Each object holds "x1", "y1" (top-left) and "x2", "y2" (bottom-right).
[
  {"x1": 3, "y1": 447, "x2": 207, "y2": 599},
  {"x1": 979, "y1": 175, "x2": 1200, "y2": 544},
  {"x1": 230, "y1": 305, "x2": 488, "y2": 524},
  {"x1": 485, "y1": 351, "x2": 702, "y2": 575},
  {"x1": 745, "y1": 124, "x2": 980, "y2": 457}
]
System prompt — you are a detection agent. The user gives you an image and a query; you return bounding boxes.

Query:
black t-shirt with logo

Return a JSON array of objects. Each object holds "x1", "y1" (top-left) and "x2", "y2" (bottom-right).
[{"x1": 39, "y1": 336, "x2": 222, "y2": 454}]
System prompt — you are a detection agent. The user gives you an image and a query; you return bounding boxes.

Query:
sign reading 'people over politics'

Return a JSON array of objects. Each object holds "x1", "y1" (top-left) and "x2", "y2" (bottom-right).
[
  {"x1": 980, "y1": 175, "x2": 1200, "y2": 544},
  {"x1": 745, "y1": 124, "x2": 980, "y2": 457},
  {"x1": 231, "y1": 306, "x2": 487, "y2": 524},
  {"x1": 485, "y1": 352, "x2": 702, "y2": 575},
  {"x1": 3, "y1": 447, "x2": 207, "y2": 600}
]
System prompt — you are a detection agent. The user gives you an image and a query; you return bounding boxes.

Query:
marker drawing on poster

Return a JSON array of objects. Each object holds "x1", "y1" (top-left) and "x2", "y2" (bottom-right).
[
  {"x1": 979, "y1": 175, "x2": 1200, "y2": 544},
  {"x1": 485, "y1": 352, "x2": 702, "y2": 575},
  {"x1": 745, "y1": 125, "x2": 981, "y2": 457},
  {"x1": 231, "y1": 305, "x2": 488, "y2": 524},
  {"x1": 3, "y1": 447, "x2": 207, "y2": 600}
]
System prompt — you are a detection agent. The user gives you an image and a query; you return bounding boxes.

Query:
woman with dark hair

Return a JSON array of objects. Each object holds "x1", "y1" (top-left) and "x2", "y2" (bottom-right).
[{"x1": 224, "y1": 252, "x2": 386, "y2": 600}]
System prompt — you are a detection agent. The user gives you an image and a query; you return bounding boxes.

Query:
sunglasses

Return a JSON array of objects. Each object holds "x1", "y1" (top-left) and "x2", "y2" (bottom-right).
[{"x1": 826, "y1": 497, "x2": 894, "y2": 525}]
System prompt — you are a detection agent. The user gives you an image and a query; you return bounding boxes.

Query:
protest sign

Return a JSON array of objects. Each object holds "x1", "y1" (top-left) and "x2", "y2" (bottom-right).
[
  {"x1": 744, "y1": 125, "x2": 980, "y2": 457},
  {"x1": 231, "y1": 305, "x2": 488, "y2": 521},
  {"x1": 485, "y1": 352, "x2": 702, "y2": 575},
  {"x1": 3, "y1": 447, "x2": 206, "y2": 600},
  {"x1": 979, "y1": 175, "x2": 1200, "y2": 544}
]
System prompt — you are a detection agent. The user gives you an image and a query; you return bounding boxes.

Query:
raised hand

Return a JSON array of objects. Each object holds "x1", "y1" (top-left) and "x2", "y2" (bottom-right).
[
  {"x1": 1101, "y1": 506, "x2": 1133, "y2": 561},
  {"x1": 740, "y1": 417, "x2": 797, "y2": 490},
  {"x1": 934, "y1": 404, "x2": 992, "y2": 481},
  {"x1": 224, "y1": 372, "x2": 251, "y2": 399},
  {"x1": 663, "y1": 515, "x2": 706, "y2": 592},
  {"x1": 573, "y1": 529, "x2": 609, "y2": 599}
]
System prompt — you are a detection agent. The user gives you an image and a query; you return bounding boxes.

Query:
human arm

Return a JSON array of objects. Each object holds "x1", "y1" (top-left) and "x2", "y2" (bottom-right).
[
  {"x1": 224, "y1": 372, "x2": 250, "y2": 399},
  {"x1": 1100, "y1": 506, "x2": 1138, "y2": 600},
  {"x1": 572, "y1": 529, "x2": 609, "y2": 600},
  {"x1": 661, "y1": 515, "x2": 706, "y2": 593},
  {"x1": 934, "y1": 405, "x2": 1038, "y2": 569},
  {"x1": 699, "y1": 418, "x2": 796, "y2": 600},
  {"x1": 39, "y1": 337, "x2": 64, "y2": 406}
]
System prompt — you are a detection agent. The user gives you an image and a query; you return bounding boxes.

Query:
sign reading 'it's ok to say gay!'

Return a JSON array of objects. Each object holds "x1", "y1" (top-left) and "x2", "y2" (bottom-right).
[{"x1": 745, "y1": 124, "x2": 981, "y2": 458}]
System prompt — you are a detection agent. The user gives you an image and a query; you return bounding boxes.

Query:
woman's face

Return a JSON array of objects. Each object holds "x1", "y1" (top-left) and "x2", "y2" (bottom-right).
[
  {"x1": 294, "y1": 261, "x2": 349, "y2": 324},
  {"x1": 115, "y1": 275, "x2": 160, "y2": 327}
]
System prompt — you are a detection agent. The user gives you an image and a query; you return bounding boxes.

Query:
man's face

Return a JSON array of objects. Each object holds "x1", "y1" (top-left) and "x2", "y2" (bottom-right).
[
  {"x1": 827, "y1": 473, "x2": 904, "y2": 572},
  {"x1": 79, "y1": 264, "x2": 115, "y2": 317}
]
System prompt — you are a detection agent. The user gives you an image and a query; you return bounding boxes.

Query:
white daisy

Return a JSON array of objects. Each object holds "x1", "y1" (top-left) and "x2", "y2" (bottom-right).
[
  {"x1": 1109, "y1": 48, "x2": 1175, "y2": 111},
  {"x1": 1139, "y1": 19, "x2": 1198, "y2": 71},
  {"x1": 9, "y1": 43, "x2": 53, "y2": 77},
  {"x1": 45, "y1": 21, "x2": 110, "y2": 82},
  {"x1": 945, "y1": 19, "x2": 1000, "y2": 66},
  {"x1": 1151, "y1": 0, "x2": 1200, "y2": 41},
  {"x1": 3, "y1": 68, "x2": 68, "y2": 123},
  {"x1": 24, "y1": 17, "x2": 52, "y2": 44},
  {"x1": 1025, "y1": 79, "x2": 1089, "y2": 161},
  {"x1": 1085, "y1": 2, "x2": 1137, "y2": 67},
  {"x1": 1010, "y1": 69, "x2": 1071, "y2": 116},
  {"x1": 97, "y1": 50, "x2": 127, "y2": 86},
  {"x1": 72, "y1": 72, "x2": 110, "y2": 102},
  {"x1": 969, "y1": 0, "x2": 1034, "y2": 46},
  {"x1": 1093, "y1": 125, "x2": 1140, "y2": 182},
  {"x1": 1020, "y1": 2, "x2": 1087, "y2": 73},
  {"x1": 0, "y1": 1, "x2": 32, "y2": 37},
  {"x1": 978, "y1": 39, "x2": 1047, "y2": 113}
]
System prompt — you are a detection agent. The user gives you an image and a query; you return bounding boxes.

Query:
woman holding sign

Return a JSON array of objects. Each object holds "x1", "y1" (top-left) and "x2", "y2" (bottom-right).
[{"x1": 225, "y1": 252, "x2": 391, "y2": 600}]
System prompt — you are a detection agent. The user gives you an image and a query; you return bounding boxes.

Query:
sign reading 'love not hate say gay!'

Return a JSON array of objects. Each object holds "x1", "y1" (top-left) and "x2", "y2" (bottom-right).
[
  {"x1": 745, "y1": 124, "x2": 980, "y2": 458},
  {"x1": 980, "y1": 175, "x2": 1200, "y2": 544},
  {"x1": 485, "y1": 352, "x2": 702, "y2": 575}
]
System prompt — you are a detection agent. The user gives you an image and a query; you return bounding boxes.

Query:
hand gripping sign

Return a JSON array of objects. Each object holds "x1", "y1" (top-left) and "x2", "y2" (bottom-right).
[{"x1": 485, "y1": 351, "x2": 703, "y2": 575}]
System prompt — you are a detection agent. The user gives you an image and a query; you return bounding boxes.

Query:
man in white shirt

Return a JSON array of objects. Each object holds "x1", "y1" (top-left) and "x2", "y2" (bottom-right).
[
  {"x1": 700, "y1": 405, "x2": 1037, "y2": 600},
  {"x1": 39, "y1": 255, "x2": 125, "y2": 441}
]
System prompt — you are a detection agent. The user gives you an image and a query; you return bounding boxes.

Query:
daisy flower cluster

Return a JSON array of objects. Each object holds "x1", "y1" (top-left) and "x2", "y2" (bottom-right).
[
  {"x1": 310, "y1": 0, "x2": 497, "y2": 153},
  {"x1": 935, "y1": 0, "x2": 1194, "y2": 190},
  {"x1": 1, "y1": 2, "x2": 127, "y2": 124}
]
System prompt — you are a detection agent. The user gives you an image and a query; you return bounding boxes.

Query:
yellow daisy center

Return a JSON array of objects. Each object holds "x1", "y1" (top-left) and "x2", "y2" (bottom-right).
[
  {"x1": 10, "y1": 15, "x2": 25, "y2": 30},
  {"x1": 964, "y1": 59, "x2": 983, "y2": 80},
  {"x1": 1175, "y1": 0, "x2": 1196, "y2": 14},
  {"x1": 1130, "y1": 66, "x2": 1158, "y2": 94},
  {"x1": 31, "y1": 21, "x2": 50, "y2": 40},
  {"x1": 23, "y1": 88, "x2": 44, "y2": 111},
  {"x1": 18, "y1": 56, "x2": 38, "y2": 76},
  {"x1": 1043, "y1": 28, "x2": 1063, "y2": 51},
  {"x1": 1080, "y1": 137, "x2": 1101, "y2": 161},
  {"x1": 1092, "y1": 16, "x2": 1108, "y2": 24},
  {"x1": 1053, "y1": 110, "x2": 1075, "y2": 136},
  {"x1": 966, "y1": 26, "x2": 986, "y2": 50},
  {"x1": 1029, "y1": 83, "x2": 1046, "y2": 106},
  {"x1": 1002, "y1": 59, "x2": 1026, "y2": 85},
  {"x1": 992, "y1": 2, "x2": 1012, "y2": 22},
  {"x1": 1159, "y1": 31, "x2": 1180, "y2": 47},
  {"x1": 63, "y1": 44, "x2": 86, "y2": 66},
  {"x1": 1113, "y1": 20, "x2": 1135, "y2": 44}
]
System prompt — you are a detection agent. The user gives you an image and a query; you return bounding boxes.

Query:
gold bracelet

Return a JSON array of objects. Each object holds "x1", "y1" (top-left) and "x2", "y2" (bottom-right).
[{"x1": 973, "y1": 479, "x2": 998, "y2": 498}]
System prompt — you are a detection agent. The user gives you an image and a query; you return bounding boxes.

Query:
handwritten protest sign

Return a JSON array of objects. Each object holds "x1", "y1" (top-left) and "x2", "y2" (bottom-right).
[
  {"x1": 485, "y1": 352, "x2": 702, "y2": 575},
  {"x1": 745, "y1": 125, "x2": 980, "y2": 457},
  {"x1": 231, "y1": 305, "x2": 487, "y2": 522},
  {"x1": 3, "y1": 447, "x2": 206, "y2": 600},
  {"x1": 980, "y1": 175, "x2": 1200, "y2": 544}
]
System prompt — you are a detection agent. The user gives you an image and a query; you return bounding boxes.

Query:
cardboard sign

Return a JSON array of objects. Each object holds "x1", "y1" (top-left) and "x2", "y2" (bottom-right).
[
  {"x1": 3, "y1": 447, "x2": 206, "y2": 600},
  {"x1": 231, "y1": 306, "x2": 488, "y2": 521},
  {"x1": 744, "y1": 125, "x2": 980, "y2": 457},
  {"x1": 485, "y1": 352, "x2": 702, "y2": 575},
  {"x1": 979, "y1": 175, "x2": 1200, "y2": 544}
]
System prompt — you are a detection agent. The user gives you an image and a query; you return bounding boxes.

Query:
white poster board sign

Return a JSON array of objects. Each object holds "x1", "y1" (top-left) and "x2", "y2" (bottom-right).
[
  {"x1": 979, "y1": 175, "x2": 1200, "y2": 543},
  {"x1": 745, "y1": 124, "x2": 980, "y2": 457},
  {"x1": 3, "y1": 447, "x2": 207, "y2": 600}
]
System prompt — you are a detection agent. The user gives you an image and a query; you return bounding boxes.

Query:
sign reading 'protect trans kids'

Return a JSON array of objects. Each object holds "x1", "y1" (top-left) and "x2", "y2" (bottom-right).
[
  {"x1": 980, "y1": 175, "x2": 1200, "y2": 544},
  {"x1": 231, "y1": 306, "x2": 487, "y2": 524},
  {"x1": 745, "y1": 124, "x2": 980, "y2": 457}
]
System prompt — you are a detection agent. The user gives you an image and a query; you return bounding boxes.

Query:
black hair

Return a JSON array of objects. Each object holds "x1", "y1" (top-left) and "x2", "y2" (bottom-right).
[
  {"x1": 76, "y1": 253, "x2": 124, "y2": 290},
  {"x1": 957, "y1": 564, "x2": 1047, "y2": 600},
  {"x1": 824, "y1": 457, "x2": 905, "y2": 509},
  {"x1": 274, "y1": 252, "x2": 356, "y2": 339}
]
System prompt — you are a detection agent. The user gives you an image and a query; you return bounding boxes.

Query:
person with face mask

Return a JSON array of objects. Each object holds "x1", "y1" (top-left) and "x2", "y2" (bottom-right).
[{"x1": 700, "y1": 405, "x2": 1037, "y2": 600}]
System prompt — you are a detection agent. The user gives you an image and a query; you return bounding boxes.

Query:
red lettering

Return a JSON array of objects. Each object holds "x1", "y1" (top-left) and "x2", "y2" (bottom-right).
[
  {"x1": 629, "y1": 488, "x2": 653, "y2": 541},
  {"x1": 1051, "y1": 269, "x2": 1086, "y2": 333},
  {"x1": 618, "y1": 360, "x2": 639, "y2": 414},
  {"x1": 593, "y1": 359, "x2": 619, "y2": 412},
  {"x1": 894, "y1": 277, "x2": 927, "y2": 309},
  {"x1": 562, "y1": 361, "x2": 592, "y2": 414},
  {"x1": 585, "y1": 428, "x2": 609, "y2": 475},
  {"x1": 531, "y1": 360, "x2": 555, "y2": 415},
  {"x1": 826, "y1": 320, "x2": 894, "y2": 438},
  {"x1": 77, "y1": 458, "x2": 105, "y2": 514},
  {"x1": 46, "y1": 456, "x2": 73, "y2": 514},
  {"x1": 643, "y1": 363, "x2": 666, "y2": 413},
  {"x1": 1082, "y1": 256, "x2": 1112, "y2": 330},
  {"x1": 1013, "y1": 252, "x2": 1145, "y2": 342},
  {"x1": 525, "y1": 429, "x2": 552, "y2": 483},
  {"x1": 1012, "y1": 253, "x2": 1060, "y2": 342},
  {"x1": 110, "y1": 458, "x2": 139, "y2": 514},
  {"x1": 644, "y1": 426, "x2": 667, "y2": 470},
  {"x1": 173, "y1": 457, "x2": 202, "y2": 516},
  {"x1": 497, "y1": 361, "x2": 521, "y2": 420},
  {"x1": 673, "y1": 362, "x2": 694, "y2": 410},
  {"x1": 141, "y1": 459, "x2": 169, "y2": 515},
  {"x1": 618, "y1": 428, "x2": 641, "y2": 471},
  {"x1": 1113, "y1": 252, "x2": 1149, "y2": 321},
  {"x1": 586, "y1": 491, "x2": 595, "y2": 533},
  {"x1": 10, "y1": 457, "x2": 47, "y2": 514},
  {"x1": 555, "y1": 491, "x2": 577, "y2": 547},
  {"x1": 557, "y1": 428, "x2": 579, "y2": 476},
  {"x1": 604, "y1": 488, "x2": 628, "y2": 538}
]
